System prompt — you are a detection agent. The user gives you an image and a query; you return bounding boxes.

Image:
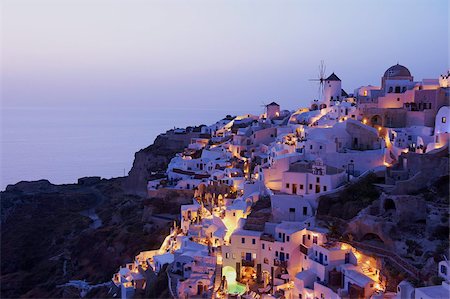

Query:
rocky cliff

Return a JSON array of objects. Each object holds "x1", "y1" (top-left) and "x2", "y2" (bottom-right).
[
  {"x1": 124, "y1": 130, "x2": 208, "y2": 195},
  {"x1": 0, "y1": 177, "x2": 190, "y2": 298}
]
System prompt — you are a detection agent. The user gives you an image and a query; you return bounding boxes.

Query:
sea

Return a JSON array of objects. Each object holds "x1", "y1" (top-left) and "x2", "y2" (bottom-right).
[{"x1": 1, "y1": 106, "x2": 254, "y2": 190}]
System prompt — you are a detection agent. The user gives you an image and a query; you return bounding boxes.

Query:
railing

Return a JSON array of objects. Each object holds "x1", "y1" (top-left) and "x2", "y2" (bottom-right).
[
  {"x1": 261, "y1": 233, "x2": 275, "y2": 242},
  {"x1": 339, "y1": 239, "x2": 421, "y2": 279},
  {"x1": 241, "y1": 259, "x2": 255, "y2": 267},
  {"x1": 299, "y1": 244, "x2": 309, "y2": 255}
]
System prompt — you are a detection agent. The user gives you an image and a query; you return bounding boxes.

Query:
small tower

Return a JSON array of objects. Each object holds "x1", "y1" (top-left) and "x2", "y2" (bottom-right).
[
  {"x1": 265, "y1": 102, "x2": 280, "y2": 119},
  {"x1": 323, "y1": 73, "x2": 342, "y2": 107},
  {"x1": 312, "y1": 158, "x2": 326, "y2": 176}
]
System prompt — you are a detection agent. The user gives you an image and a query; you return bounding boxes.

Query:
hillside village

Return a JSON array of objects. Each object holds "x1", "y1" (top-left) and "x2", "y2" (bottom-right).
[{"x1": 113, "y1": 65, "x2": 450, "y2": 299}]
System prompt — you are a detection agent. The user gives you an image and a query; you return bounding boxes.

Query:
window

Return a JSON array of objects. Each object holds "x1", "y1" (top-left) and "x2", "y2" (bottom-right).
[
  {"x1": 252, "y1": 238, "x2": 256, "y2": 245},
  {"x1": 287, "y1": 236, "x2": 290, "y2": 242},
  {"x1": 289, "y1": 208, "x2": 295, "y2": 213},
  {"x1": 442, "y1": 117, "x2": 447, "y2": 123},
  {"x1": 252, "y1": 253, "x2": 257, "y2": 259},
  {"x1": 286, "y1": 183, "x2": 290, "y2": 188},
  {"x1": 232, "y1": 253, "x2": 236, "y2": 259},
  {"x1": 323, "y1": 186, "x2": 327, "y2": 192},
  {"x1": 441, "y1": 265, "x2": 448, "y2": 275},
  {"x1": 310, "y1": 145, "x2": 313, "y2": 150},
  {"x1": 262, "y1": 243, "x2": 265, "y2": 250},
  {"x1": 279, "y1": 233, "x2": 282, "y2": 238},
  {"x1": 276, "y1": 251, "x2": 279, "y2": 257},
  {"x1": 308, "y1": 234, "x2": 311, "y2": 240},
  {"x1": 303, "y1": 207, "x2": 308, "y2": 215},
  {"x1": 264, "y1": 258, "x2": 269, "y2": 264},
  {"x1": 286, "y1": 253, "x2": 290, "y2": 260},
  {"x1": 300, "y1": 184, "x2": 304, "y2": 190},
  {"x1": 241, "y1": 237, "x2": 245, "y2": 244},
  {"x1": 397, "y1": 97, "x2": 400, "y2": 101},
  {"x1": 325, "y1": 255, "x2": 327, "y2": 261},
  {"x1": 233, "y1": 212, "x2": 236, "y2": 217},
  {"x1": 319, "y1": 145, "x2": 322, "y2": 150},
  {"x1": 225, "y1": 253, "x2": 230, "y2": 259},
  {"x1": 299, "y1": 295, "x2": 302, "y2": 299},
  {"x1": 316, "y1": 177, "x2": 320, "y2": 183},
  {"x1": 363, "y1": 90, "x2": 368, "y2": 96},
  {"x1": 309, "y1": 184, "x2": 312, "y2": 190}
]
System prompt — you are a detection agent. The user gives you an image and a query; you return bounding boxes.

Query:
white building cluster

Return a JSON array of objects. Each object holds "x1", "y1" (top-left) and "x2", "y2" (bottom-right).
[{"x1": 113, "y1": 65, "x2": 449, "y2": 299}]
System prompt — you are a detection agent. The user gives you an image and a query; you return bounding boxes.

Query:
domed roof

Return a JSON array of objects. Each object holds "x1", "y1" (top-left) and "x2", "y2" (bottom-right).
[{"x1": 383, "y1": 64, "x2": 411, "y2": 78}]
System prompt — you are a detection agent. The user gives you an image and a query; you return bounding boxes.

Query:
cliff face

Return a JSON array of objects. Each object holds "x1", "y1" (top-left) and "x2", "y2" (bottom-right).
[
  {"x1": 0, "y1": 178, "x2": 178, "y2": 298},
  {"x1": 124, "y1": 131, "x2": 207, "y2": 195}
]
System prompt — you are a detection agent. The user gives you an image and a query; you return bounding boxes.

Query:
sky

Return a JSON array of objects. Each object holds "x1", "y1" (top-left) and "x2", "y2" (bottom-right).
[{"x1": 1, "y1": 0, "x2": 449, "y2": 112}]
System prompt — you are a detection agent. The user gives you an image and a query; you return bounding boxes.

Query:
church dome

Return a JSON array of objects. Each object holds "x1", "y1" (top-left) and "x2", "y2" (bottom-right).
[{"x1": 383, "y1": 64, "x2": 411, "y2": 78}]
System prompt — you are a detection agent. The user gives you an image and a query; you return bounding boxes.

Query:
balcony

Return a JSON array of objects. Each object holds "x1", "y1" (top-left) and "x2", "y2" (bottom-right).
[
  {"x1": 261, "y1": 233, "x2": 275, "y2": 242},
  {"x1": 241, "y1": 259, "x2": 255, "y2": 267},
  {"x1": 299, "y1": 244, "x2": 309, "y2": 255},
  {"x1": 274, "y1": 259, "x2": 288, "y2": 268}
]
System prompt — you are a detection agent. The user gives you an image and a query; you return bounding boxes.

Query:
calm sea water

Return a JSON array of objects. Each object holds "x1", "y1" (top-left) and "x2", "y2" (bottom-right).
[{"x1": 1, "y1": 106, "x2": 251, "y2": 190}]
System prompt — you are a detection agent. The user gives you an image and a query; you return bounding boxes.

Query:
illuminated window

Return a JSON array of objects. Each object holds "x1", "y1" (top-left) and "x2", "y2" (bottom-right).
[
  {"x1": 363, "y1": 90, "x2": 368, "y2": 96},
  {"x1": 442, "y1": 117, "x2": 447, "y2": 123}
]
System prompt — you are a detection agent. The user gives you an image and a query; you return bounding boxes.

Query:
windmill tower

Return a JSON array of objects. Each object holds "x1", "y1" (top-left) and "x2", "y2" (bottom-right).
[
  {"x1": 309, "y1": 60, "x2": 327, "y2": 108},
  {"x1": 309, "y1": 61, "x2": 342, "y2": 109}
]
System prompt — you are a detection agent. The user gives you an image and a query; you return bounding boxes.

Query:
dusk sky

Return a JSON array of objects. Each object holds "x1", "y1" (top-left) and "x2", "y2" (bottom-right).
[{"x1": 2, "y1": 0, "x2": 449, "y2": 112}]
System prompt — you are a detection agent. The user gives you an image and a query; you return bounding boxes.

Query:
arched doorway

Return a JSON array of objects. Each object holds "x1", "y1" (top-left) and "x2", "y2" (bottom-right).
[
  {"x1": 384, "y1": 198, "x2": 396, "y2": 211},
  {"x1": 371, "y1": 115, "x2": 382, "y2": 126},
  {"x1": 361, "y1": 233, "x2": 384, "y2": 245}
]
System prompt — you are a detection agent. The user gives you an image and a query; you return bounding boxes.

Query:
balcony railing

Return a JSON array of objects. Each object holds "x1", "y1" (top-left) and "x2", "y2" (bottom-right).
[
  {"x1": 274, "y1": 259, "x2": 288, "y2": 268},
  {"x1": 299, "y1": 244, "x2": 309, "y2": 255},
  {"x1": 260, "y1": 233, "x2": 275, "y2": 242},
  {"x1": 241, "y1": 259, "x2": 255, "y2": 267}
]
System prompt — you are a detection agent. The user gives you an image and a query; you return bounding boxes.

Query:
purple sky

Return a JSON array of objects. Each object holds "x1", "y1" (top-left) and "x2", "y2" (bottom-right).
[{"x1": 2, "y1": 0, "x2": 449, "y2": 112}]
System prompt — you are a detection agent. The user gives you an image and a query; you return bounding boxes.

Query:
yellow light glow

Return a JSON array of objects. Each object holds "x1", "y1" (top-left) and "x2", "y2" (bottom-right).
[
  {"x1": 362, "y1": 119, "x2": 367, "y2": 124},
  {"x1": 377, "y1": 127, "x2": 382, "y2": 131}
]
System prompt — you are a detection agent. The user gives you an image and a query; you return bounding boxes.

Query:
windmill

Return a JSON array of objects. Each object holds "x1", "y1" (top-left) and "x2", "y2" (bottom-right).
[{"x1": 309, "y1": 60, "x2": 327, "y2": 101}]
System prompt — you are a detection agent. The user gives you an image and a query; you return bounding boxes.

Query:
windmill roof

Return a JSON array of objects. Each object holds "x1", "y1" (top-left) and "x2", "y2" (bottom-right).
[
  {"x1": 266, "y1": 102, "x2": 280, "y2": 106},
  {"x1": 326, "y1": 73, "x2": 341, "y2": 81}
]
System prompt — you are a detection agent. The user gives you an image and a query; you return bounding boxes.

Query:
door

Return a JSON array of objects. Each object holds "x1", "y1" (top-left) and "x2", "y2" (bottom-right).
[
  {"x1": 315, "y1": 185, "x2": 320, "y2": 193},
  {"x1": 246, "y1": 252, "x2": 252, "y2": 261},
  {"x1": 313, "y1": 236, "x2": 318, "y2": 244},
  {"x1": 292, "y1": 184, "x2": 297, "y2": 194},
  {"x1": 319, "y1": 252, "x2": 323, "y2": 264},
  {"x1": 289, "y1": 208, "x2": 295, "y2": 221},
  {"x1": 279, "y1": 252, "x2": 285, "y2": 261}
]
